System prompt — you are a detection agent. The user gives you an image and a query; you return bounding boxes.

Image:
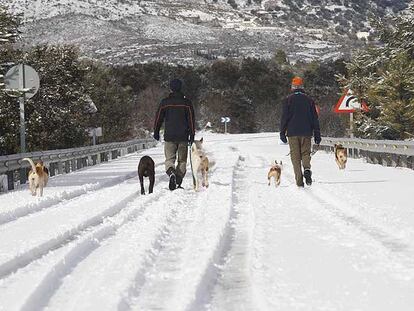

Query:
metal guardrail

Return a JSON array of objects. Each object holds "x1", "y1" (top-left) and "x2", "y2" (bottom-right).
[
  {"x1": 315, "y1": 137, "x2": 414, "y2": 169},
  {"x1": 0, "y1": 138, "x2": 157, "y2": 193}
]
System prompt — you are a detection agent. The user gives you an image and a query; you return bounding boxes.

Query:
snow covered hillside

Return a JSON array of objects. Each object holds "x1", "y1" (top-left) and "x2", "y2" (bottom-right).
[
  {"x1": 0, "y1": 132, "x2": 414, "y2": 310},
  {"x1": 3, "y1": 0, "x2": 411, "y2": 64}
]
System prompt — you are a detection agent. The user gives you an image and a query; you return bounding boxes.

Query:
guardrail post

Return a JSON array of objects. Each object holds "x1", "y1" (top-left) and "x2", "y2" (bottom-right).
[
  {"x1": 57, "y1": 161, "x2": 64, "y2": 175},
  {"x1": 65, "y1": 160, "x2": 71, "y2": 173},
  {"x1": 20, "y1": 168, "x2": 28, "y2": 184},
  {"x1": 381, "y1": 154, "x2": 391, "y2": 167},
  {"x1": 0, "y1": 174, "x2": 8, "y2": 192},
  {"x1": 49, "y1": 163, "x2": 56, "y2": 177},
  {"x1": 107, "y1": 152, "x2": 112, "y2": 161},
  {"x1": 6, "y1": 171, "x2": 14, "y2": 190},
  {"x1": 367, "y1": 152, "x2": 373, "y2": 164},
  {"x1": 71, "y1": 159, "x2": 77, "y2": 172},
  {"x1": 373, "y1": 153, "x2": 380, "y2": 165},
  {"x1": 351, "y1": 148, "x2": 356, "y2": 158},
  {"x1": 391, "y1": 154, "x2": 399, "y2": 167},
  {"x1": 76, "y1": 158, "x2": 81, "y2": 170},
  {"x1": 408, "y1": 156, "x2": 413, "y2": 169},
  {"x1": 96, "y1": 153, "x2": 101, "y2": 164}
]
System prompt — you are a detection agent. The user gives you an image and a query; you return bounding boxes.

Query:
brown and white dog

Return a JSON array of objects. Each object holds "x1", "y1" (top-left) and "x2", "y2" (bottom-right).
[
  {"x1": 138, "y1": 155, "x2": 155, "y2": 195},
  {"x1": 190, "y1": 138, "x2": 209, "y2": 191},
  {"x1": 335, "y1": 144, "x2": 348, "y2": 170},
  {"x1": 268, "y1": 160, "x2": 282, "y2": 187},
  {"x1": 23, "y1": 158, "x2": 49, "y2": 196}
]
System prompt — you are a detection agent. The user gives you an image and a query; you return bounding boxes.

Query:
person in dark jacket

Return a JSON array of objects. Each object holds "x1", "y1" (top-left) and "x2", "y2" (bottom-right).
[
  {"x1": 280, "y1": 76, "x2": 321, "y2": 187},
  {"x1": 154, "y1": 79, "x2": 196, "y2": 190}
]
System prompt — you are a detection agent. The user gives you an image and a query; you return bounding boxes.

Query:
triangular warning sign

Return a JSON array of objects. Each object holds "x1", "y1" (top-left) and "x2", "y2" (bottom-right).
[{"x1": 334, "y1": 90, "x2": 369, "y2": 113}]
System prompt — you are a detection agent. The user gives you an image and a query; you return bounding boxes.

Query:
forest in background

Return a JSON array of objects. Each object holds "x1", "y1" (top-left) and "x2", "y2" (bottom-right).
[{"x1": 1, "y1": 5, "x2": 412, "y2": 155}]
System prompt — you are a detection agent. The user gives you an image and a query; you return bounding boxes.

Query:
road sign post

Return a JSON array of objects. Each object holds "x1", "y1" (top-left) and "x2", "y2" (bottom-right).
[
  {"x1": 19, "y1": 64, "x2": 27, "y2": 153},
  {"x1": 334, "y1": 90, "x2": 369, "y2": 138},
  {"x1": 88, "y1": 127, "x2": 103, "y2": 145},
  {"x1": 221, "y1": 117, "x2": 231, "y2": 134},
  {"x1": 350, "y1": 112, "x2": 354, "y2": 138},
  {"x1": 4, "y1": 64, "x2": 40, "y2": 153}
]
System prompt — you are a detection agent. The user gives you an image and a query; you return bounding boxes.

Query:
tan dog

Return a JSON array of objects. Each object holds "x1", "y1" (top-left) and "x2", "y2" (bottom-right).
[
  {"x1": 335, "y1": 144, "x2": 347, "y2": 170},
  {"x1": 190, "y1": 138, "x2": 209, "y2": 191},
  {"x1": 23, "y1": 158, "x2": 49, "y2": 196},
  {"x1": 268, "y1": 160, "x2": 282, "y2": 187}
]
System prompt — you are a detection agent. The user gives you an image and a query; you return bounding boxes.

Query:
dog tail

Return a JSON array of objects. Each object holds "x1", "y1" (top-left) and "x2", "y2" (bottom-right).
[{"x1": 22, "y1": 158, "x2": 37, "y2": 173}]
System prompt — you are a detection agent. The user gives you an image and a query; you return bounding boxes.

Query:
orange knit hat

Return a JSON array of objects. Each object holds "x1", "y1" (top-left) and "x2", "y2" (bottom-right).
[{"x1": 292, "y1": 76, "x2": 304, "y2": 87}]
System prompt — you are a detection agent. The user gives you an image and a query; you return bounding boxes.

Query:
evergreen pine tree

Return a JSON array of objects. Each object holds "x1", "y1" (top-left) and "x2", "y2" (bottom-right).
[
  {"x1": 0, "y1": 6, "x2": 20, "y2": 46},
  {"x1": 342, "y1": 7, "x2": 414, "y2": 139}
]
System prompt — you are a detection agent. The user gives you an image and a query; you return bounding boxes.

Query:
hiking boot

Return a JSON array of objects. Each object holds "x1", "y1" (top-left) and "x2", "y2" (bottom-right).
[
  {"x1": 176, "y1": 174, "x2": 183, "y2": 188},
  {"x1": 304, "y1": 169, "x2": 312, "y2": 186},
  {"x1": 166, "y1": 167, "x2": 177, "y2": 191},
  {"x1": 169, "y1": 173, "x2": 177, "y2": 191}
]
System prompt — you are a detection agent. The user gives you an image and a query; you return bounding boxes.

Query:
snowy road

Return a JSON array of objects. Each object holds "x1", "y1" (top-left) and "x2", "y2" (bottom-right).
[{"x1": 1, "y1": 133, "x2": 414, "y2": 311}]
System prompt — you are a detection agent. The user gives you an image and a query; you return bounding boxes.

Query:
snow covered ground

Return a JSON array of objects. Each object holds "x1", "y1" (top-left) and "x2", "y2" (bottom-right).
[{"x1": 0, "y1": 132, "x2": 414, "y2": 311}]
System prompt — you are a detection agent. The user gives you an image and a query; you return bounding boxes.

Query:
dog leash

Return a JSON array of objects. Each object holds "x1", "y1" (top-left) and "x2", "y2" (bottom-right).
[
  {"x1": 311, "y1": 144, "x2": 320, "y2": 156},
  {"x1": 189, "y1": 142, "x2": 196, "y2": 188},
  {"x1": 285, "y1": 145, "x2": 320, "y2": 157}
]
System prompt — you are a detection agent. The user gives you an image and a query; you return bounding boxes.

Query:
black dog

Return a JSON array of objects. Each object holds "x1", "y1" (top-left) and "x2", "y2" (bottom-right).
[{"x1": 138, "y1": 155, "x2": 155, "y2": 195}]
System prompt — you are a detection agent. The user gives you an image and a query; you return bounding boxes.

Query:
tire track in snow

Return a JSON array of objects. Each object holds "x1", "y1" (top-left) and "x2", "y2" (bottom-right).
[
  {"x1": 117, "y1": 192, "x2": 196, "y2": 311},
  {"x1": 186, "y1": 155, "x2": 247, "y2": 311},
  {"x1": 0, "y1": 171, "x2": 137, "y2": 226},
  {"x1": 42, "y1": 189, "x2": 193, "y2": 310},
  {"x1": 18, "y1": 185, "x2": 172, "y2": 311},
  {"x1": 118, "y1": 152, "x2": 239, "y2": 311},
  {"x1": 0, "y1": 161, "x2": 164, "y2": 227},
  {"x1": 0, "y1": 172, "x2": 167, "y2": 280},
  {"x1": 207, "y1": 155, "x2": 263, "y2": 311},
  {"x1": 283, "y1": 169, "x2": 414, "y2": 276},
  {"x1": 284, "y1": 169, "x2": 411, "y2": 252}
]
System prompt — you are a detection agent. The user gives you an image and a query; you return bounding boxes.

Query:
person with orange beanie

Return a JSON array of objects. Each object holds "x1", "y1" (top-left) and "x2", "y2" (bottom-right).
[{"x1": 280, "y1": 76, "x2": 321, "y2": 187}]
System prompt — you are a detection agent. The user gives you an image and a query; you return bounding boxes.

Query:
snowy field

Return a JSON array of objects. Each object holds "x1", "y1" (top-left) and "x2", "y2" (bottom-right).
[{"x1": 0, "y1": 132, "x2": 414, "y2": 311}]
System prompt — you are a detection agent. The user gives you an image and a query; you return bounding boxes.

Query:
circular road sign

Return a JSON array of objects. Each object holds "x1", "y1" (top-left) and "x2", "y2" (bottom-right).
[{"x1": 4, "y1": 64, "x2": 40, "y2": 99}]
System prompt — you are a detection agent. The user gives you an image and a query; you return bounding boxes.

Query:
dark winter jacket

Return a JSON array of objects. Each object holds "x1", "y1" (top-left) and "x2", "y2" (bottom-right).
[
  {"x1": 280, "y1": 89, "x2": 321, "y2": 139},
  {"x1": 154, "y1": 91, "x2": 195, "y2": 142}
]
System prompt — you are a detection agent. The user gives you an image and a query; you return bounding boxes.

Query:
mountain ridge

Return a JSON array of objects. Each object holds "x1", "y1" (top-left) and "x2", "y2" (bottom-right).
[{"x1": 3, "y1": 0, "x2": 412, "y2": 65}]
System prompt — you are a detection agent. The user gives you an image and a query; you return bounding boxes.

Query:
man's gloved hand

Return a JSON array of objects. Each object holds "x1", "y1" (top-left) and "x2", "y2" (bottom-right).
[
  {"x1": 153, "y1": 132, "x2": 160, "y2": 141},
  {"x1": 280, "y1": 132, "x2": 288, "y2": 144},
  {"x1": 314, "y1": 132, "x2": 321, "y2": 145}
]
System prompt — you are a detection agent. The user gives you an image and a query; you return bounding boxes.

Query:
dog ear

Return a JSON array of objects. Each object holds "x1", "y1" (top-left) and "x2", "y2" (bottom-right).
[
  {"x1": 200, "y1": 137, "x2": 203, "y2": 143},
  {"x1": 280, "y1": 161, "x2": 282, "y2": 165},
  {"x1": 275, "y1": 160, "x2": 278, "y2": 164}
]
